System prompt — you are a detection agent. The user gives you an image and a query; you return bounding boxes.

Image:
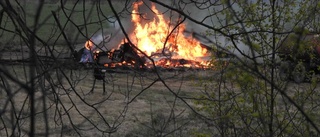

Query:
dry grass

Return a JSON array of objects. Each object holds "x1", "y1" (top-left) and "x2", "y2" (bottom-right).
[
  {"x1": 1, "y1": 63, "x2": 319, "y2": 136},
  {"x1": 0, "y1": 64, "x2": 216, "y2": 136}
]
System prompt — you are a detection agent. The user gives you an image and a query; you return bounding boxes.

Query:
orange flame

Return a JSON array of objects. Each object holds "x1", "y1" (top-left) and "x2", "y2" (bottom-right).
[
  {"x1": 85, "y1": 40, "x2": 94, "y2": 50},
  {"x1": 131, "y1": 2, "x2": 208, "y2": 61}
]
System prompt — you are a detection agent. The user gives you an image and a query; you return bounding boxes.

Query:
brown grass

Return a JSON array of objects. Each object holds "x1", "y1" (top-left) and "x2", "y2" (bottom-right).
[
  {"x1": 0, "y1": 64, "x2": 216, "y2": 136},
  {"x1": 1, "y1": 63, "x2": 318, "y2": 136}
]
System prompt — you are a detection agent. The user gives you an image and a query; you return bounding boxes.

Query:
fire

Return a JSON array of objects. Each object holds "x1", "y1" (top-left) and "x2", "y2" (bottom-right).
[
  {"x1": 97, "y1": 1, "x2": 212, "y2": 70},
  {"x1": 130, "y1": 2, "x2": 208, "y2": 61}
]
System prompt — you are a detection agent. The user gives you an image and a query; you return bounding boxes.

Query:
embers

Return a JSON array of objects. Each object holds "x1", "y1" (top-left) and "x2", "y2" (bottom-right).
[{"x1": 94, "y1": 42, "x2": 212, "y2": 71}]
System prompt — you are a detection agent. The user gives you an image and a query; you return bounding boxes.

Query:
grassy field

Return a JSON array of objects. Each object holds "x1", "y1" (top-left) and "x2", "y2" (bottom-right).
[
  {"x1": 2, "y1": 63, "x2": 319, "y2": 136},
  {"x1": 0, "y1": 63, "x2": 218, "y2": 136}
]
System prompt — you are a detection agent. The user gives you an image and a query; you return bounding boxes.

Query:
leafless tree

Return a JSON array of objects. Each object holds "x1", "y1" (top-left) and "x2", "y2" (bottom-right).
[{"x1": 1, "y1": 0, "x2": 320, "y2": 136}]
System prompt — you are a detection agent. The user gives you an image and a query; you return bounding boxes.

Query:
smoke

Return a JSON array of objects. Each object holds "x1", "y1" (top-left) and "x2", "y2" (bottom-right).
[
  {"x1": 94, "y1": 0, "x2": 173, "y2": 51},
  {"x1": 84, "y1": 0, "x2": 134, "y2": 51},
  {"x1": 90, "y1": 0, "x2": 251, "y2": 60},
  {"x1": 168, "y1": 1, "x2": 251, "y2": 58},
  {"x1": 89, "y1": 17, "x2": 131, "y2": 51},
  {"x1": 128, "y1": 0, "x2": 251, "y2": 58}
]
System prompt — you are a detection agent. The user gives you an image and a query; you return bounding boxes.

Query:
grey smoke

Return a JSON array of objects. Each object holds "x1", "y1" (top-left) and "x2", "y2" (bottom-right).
[{"x1": 90, "y1": 0, "x2": 295, "y2": 63}]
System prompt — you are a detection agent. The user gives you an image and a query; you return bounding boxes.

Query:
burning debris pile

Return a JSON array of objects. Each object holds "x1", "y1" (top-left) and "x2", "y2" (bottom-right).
[
  {"x1": 93, "y1": 42, "x2": 211, "y2": 70},
  {"x1": 128, "y1": 1, "x2": 211, "y2": 68},
  {"x1": 79, "y1": 1, "x2": 215, "y2": 71}
]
